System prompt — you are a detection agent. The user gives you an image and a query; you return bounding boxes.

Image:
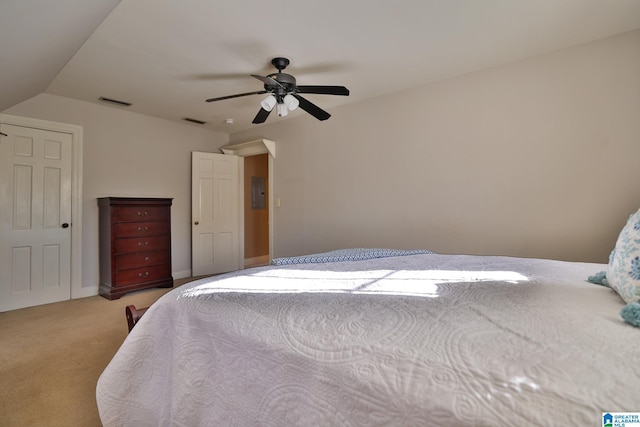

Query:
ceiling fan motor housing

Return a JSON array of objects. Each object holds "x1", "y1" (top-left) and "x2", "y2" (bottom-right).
[{"x1": 266, "y1": 72, "x2": 297, "y2": 96}]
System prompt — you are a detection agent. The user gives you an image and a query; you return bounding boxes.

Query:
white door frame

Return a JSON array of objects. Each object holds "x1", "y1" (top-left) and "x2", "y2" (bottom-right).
[
  {"x1": 0, "y1": 113, "x2": 85, "y2": 299},
  {"x1": 221, "y1": 139, "x2": 275, "y2": 264}
]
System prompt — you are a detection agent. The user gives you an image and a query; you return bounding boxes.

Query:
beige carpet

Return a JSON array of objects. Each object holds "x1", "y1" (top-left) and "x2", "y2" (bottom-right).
[{"x1": 0, "y1": 278, "x2": 200, "y2": 427}]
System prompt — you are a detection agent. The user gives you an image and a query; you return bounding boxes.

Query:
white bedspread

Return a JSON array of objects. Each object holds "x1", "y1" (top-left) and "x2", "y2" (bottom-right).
[{"x1": 97, "y1": 254, "x2": 639, "y2": 426}]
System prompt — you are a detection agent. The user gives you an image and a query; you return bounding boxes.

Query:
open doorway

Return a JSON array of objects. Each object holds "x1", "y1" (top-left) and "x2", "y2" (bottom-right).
[
  {"x1": 244, "y1": 154, "x2": 269, "y2": 267},
  {"x1": 220, "y1": 138, "x2": 275, "y2": 268}
]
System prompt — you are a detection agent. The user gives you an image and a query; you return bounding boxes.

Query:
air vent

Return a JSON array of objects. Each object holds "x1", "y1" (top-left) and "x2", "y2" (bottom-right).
[
  {"x1": 183, "y1": 117, "x2": 207, "y2": 125},
  {"x1": 98, "y1": 96, "x2": 132, "y2": 107}
]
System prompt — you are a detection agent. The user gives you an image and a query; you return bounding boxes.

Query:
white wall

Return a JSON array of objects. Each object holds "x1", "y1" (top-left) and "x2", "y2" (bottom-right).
[
  {"x1": 4, "y1": 27, "x2": 639, "y2": 296},
  {"x1": 231, "y1": 29, "x2": 640, "y2": 263},
  {"x1": 4, "y1": 94, "x2": 228, "y2": 293}
]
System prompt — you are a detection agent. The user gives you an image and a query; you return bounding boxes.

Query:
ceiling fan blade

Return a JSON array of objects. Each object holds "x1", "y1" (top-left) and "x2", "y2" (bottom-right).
[
  {"x1": 296, "y1": 85, "x2": 350, "y2": 96},
  {"x1": 293, "y1": 95, "x2": 331, "y2": 121},
  {"x1": 252, "y1": 108, "x2": 272, "y2": 124},
  {"x1": 206, "y1": 90, "x2": 267, "y2": 103},
  {"x1": 251, "y1": 74, "x2": 284, "y2": 88}
]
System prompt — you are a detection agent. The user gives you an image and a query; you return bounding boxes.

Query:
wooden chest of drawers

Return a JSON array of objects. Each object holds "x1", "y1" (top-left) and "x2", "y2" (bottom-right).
[{"x1": 98, "y1": 197, "x2": 173, "y2": 300}]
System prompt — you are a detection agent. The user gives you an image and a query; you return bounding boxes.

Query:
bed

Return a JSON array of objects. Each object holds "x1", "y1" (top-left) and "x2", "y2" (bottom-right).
[{"x1": 96, "y1": 249, "x2": 639, "y2": 426}]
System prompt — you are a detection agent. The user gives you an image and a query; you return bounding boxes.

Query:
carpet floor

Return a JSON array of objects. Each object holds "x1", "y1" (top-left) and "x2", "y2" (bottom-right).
[{"x1": 0, "y1": 278, "x2": 199, "y2": 427}]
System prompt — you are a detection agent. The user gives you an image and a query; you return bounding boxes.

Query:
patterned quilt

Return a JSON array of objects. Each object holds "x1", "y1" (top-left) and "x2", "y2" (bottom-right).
[
  {"x1": 97, "y1": 253, "x2": 637, "y2": 426},
  {"x1": 270, "y1": 248, "x2": 434, "y2": 265}
]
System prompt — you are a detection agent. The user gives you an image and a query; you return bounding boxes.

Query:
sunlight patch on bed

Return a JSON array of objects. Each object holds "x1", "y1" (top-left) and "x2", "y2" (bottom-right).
[
  {"x1": 507, "y1": 376, "x2": 540, "y2": 392},
  {"x1": 179, "y1": 269, "x2": 529, "y2": 299}
]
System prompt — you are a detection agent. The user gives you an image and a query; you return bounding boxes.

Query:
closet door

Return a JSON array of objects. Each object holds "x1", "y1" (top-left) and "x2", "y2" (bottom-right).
[{"x1": 0, "y1": 124, "x2": 72, "y2": 312}]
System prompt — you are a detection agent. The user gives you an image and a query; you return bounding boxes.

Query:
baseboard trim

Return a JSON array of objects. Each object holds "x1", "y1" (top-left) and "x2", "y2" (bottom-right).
[{"x1": 173, "y1": 269, "x2": 192, "y2": 280}]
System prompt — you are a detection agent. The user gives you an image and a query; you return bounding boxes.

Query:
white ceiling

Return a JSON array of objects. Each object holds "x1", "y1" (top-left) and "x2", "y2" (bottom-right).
[{"x1": 3, "y1": 0, "x2": 640, "y2": 133}]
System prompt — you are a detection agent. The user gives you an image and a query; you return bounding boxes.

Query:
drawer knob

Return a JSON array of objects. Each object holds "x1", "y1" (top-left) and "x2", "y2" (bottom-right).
[
  {"x1": 138, "y1": 271, "x2": 150, "y2": 278},
  {"x1": 137, "y1": 226, "x2": 149, "y2": 231},
  {"x1": 144, "y1": 256, "x2": 150, "y2": 261},
  {"x1": 137, "y1": 211, "x2": 149, "y2": 216},
  {"x1": 138, "y1": 241, "x2": 149, "y2": 246}
]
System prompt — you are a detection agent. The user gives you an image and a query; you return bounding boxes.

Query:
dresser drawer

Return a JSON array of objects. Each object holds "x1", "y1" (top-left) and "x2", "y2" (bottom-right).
[
  {"x1": 114, "y1": 264, "x2": 171, "y2": 287},
  {"x1": 115, "y1": 251, "x2": 170, "y2": 270},
  {"x1": 113, "y1": 206, "x2": 169, "y2": 222},
  {"x1": 114, "y1": 236, "x2": 170, "y2": 254},
  {"x1": 115, "y1": 221, "x2": 169, "y2": 237}
]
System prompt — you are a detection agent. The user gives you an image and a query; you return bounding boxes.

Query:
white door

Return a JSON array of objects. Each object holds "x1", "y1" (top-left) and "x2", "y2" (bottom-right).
[
  {"x1": 191, "y1": 151, "x2": 240, "y2": 276},
  {"x1": 0, "y1": 124, "x2": 72, "y2": 312}
]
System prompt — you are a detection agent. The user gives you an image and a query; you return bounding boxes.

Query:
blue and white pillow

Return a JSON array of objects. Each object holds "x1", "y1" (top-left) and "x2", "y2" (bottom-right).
[{"x1": 608, "y1": 208, "x2": 640, "y2": 304}]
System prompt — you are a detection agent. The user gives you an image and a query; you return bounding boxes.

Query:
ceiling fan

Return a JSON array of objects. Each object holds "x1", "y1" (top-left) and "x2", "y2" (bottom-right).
[{"x1": 205, "y1": 57, "x2": 350, "y2": 124}]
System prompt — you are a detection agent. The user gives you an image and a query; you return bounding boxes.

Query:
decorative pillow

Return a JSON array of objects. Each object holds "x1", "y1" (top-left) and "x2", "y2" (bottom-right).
[
  {"x1": 587, "y1": 271, "x2": 609, "y2": 286},
  {"x1": 607, "y1": 208, "x2": 640, "y2": 303},
  {"x1": 620, "y1": 302, "x2": 640, "y2": 327}
]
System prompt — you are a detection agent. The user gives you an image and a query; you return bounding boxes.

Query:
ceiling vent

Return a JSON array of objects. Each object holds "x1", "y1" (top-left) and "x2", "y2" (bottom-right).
[
  {"x1": 98, "y1": 96, "x2": 132, "y2": 107},
  {"x1": 183, "y1": 117, "x2": 207, "y2": 125}
]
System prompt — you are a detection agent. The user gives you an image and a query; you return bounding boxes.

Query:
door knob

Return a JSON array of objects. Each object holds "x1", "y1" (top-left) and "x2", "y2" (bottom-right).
[
  {"x1": 61, "y1": 223, "x2": 69, "y2": 228},
  {"x1": 194, "y1": 221, "x2": 199, "y2": 225}
]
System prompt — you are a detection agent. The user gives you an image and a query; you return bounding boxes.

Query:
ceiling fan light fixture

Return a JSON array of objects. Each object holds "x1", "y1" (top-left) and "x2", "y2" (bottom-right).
[
  {"x1": 283, "y1": 94, "x2": 299, "y2": 111},
  {"x1": 276, "y1": 102, "x2": 288, "y2": 117},
  {"x1": 260, "y1": 95, "x2": 277, "y2": 112},
  {"x1": 205, "y1": 57, "x2": 349, "y2": 124}
]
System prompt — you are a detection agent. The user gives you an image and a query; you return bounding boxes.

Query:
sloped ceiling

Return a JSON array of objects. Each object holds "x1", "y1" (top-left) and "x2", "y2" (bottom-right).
[
  {"x1": 0, "y1": 0, "x2": 121, "y2": 113},
  {"x1": 3, "y1": 0, "x2": 640, "y2": 133}
]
